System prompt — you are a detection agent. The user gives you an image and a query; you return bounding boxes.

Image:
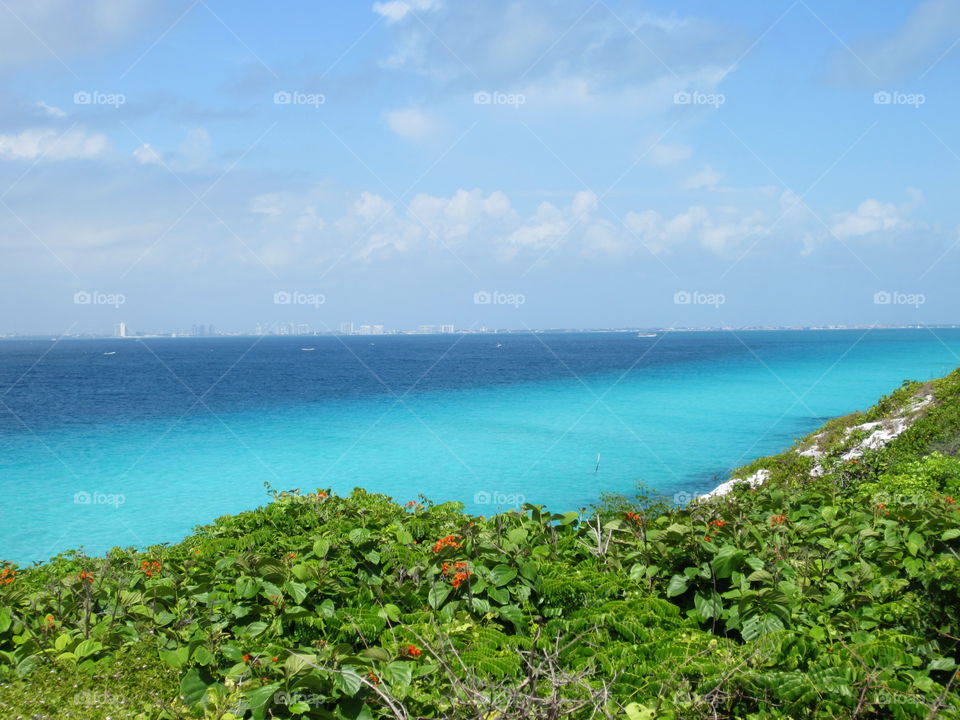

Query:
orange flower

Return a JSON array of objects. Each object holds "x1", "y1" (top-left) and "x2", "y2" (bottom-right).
[
  {"x1": 433, "y1": 535, "x2": 462, "y2": 553},
  {"x1": 271, "y1": 657, "x2": 279, "y2": 663},
  {"x1": 441, "y1": 562, "x2": 450, "y2": 575},
  {"x1": 704, "y1": 535, "x2": 712, "y2": 542},
  {"x1": 45, "y1": 614, "x2": 55, "y2": 628},
  {"x1": 405, "y1": 501, "x2": 417, "y2": 508},
  {"x1": 946, "y1": 496, "x2": 955, "y2": 504},
  {"x1": 367, "y1": 671, "x2": 380, "y2": 684},
  {"x1": 451, "y1": 570, "x2": 472, "y2": 588},
  {"x1": 78, "y1": 571, "x2": 94, "y2": 583},
  {"x1": 406, "y1": 644, "x2": 422, "y2": 657},
  {"x1": 318, "y1": 491, "x2": 328, "y2": 498},
  {"x1": 243, "y1": 654, "x2": 251, "y2": 663},
  {"x1": 0, "y1": 567, "x2": 15, "y2": 584},
  {"x1": 769, "y1": 514, "x2": 788, "y2": 526},
  {"x1": 876, "y1": 503, "x2": 886, "y2": 510},
  {"x1": 288, "y1": 552, "x2": 297, "y2": 559},
  {"x1": 709, "y1": 519, "x2": 725, "y2": 528}
]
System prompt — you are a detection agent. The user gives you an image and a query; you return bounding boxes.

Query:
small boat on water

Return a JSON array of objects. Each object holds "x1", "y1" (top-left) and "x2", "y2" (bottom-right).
[
  {"x1": 103, "y1": 351, "x2": 116, "y2": 355},
  {"x1": 301, "y1": 347, "x2": 315, "y2": 351},
  {"x1": 637, "y1": 333, "x2": 657, "y2": 338}
]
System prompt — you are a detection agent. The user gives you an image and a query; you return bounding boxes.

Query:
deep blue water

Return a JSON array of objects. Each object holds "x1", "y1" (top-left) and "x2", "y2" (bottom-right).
[{"x1": 2, "y1": 329, "x2": 959, "y2": 564}]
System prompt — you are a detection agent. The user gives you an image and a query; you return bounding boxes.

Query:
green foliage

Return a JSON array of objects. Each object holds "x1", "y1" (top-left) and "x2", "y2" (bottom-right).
[{"x1": 2, "y1": 370, "x2": 960, "y2": 718}]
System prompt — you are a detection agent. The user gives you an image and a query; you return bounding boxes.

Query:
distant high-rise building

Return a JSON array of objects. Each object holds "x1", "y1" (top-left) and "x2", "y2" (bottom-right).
[
  {"x1": 295, "y1": 323, "x2": 309, "y2": 335},
  {"x1": 418, "y1": 325, "x2": 435, "y2": 334},
  {"x1": 439, "y1": 324, "x2": 454, "y2": 334},
  {"x1": 208, "y1": 324, "x2": 216, "y2": 337},
  {"x1": 372, "y1": 325, "x2": 384, "y2": 335},
  {"x1": 340, "y1": 322, "x2": 354, "y2": 335},
  {"x1": 115, "y1": 322, "x2": 127, "y2": 338},
  {"x1": 358, "y1": 325, "x2": 372, "y2": 335}
]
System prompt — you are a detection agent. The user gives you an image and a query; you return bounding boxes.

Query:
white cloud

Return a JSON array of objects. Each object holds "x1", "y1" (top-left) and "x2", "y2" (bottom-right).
[
  {"x1": 831, "y1": 198, "x2": 904, "y2": 239},
  {"x1": 0, "y1": 128, "x2": 106, "y2": 160},
  {"x1": 373, "y1": 0, "x2": 441, "y2": 22},
  {"x1": 0, "y1": 0, "x2": 165, "y2": 68},
  {"x1": 682, "y1": 165, "x2": 723, "y2": 190},
  {"x1": 378, "y1": 0, "x2": 741, "y2": 112},
  {"x1": 385, "y1": 107, "x2": 437, "y2": 141},
  {"x1": 36, "y1": 101, "x2": 66, "y2": 118},
  {"x1": 648, "y1": 143, "x2": 692, "y2": 166},
  {"x1": 133, "y1": 143, "x2": 162, "y2": 165},
  {"x1": 176, "y1": 128, "x2": 212, "y2": 170},
  {"x1": 831, "y1": 0, "x2": 960, "y2": 83}
]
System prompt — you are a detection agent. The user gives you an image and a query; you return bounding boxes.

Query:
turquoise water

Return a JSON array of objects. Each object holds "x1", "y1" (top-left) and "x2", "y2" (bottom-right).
[{"x1": 2, "y1": 329, "x2": 959, "y2": 564}]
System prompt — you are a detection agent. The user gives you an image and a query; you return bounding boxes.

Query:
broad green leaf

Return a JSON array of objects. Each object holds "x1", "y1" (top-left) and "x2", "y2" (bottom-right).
[
  {"x1": 333, "y1": 667, "x2": 363, "y2": 696},
  {"x1": 312, "y1": 537, "x2": 331, "y2": 557},
  {"x1": 489, "y1": 565, "x2": 517, "y2": 587},
  {"x1": 428, "y1": 583, "x2": 451, "y2": 609},
  {"x1": 180, "y1": 668, "x2": 214, "y2": 707},
  {"x1": 382, "y1": 660, "x2": 412, "y2": 687},
  {"x1": 666, "y1": 574, "x2": 689, "y2": 598}
]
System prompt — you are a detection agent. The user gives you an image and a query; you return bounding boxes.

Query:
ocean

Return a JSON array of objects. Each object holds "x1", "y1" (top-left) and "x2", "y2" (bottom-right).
[{"x1": 2, "y1": 328, "x2": 959, "y2": 564}]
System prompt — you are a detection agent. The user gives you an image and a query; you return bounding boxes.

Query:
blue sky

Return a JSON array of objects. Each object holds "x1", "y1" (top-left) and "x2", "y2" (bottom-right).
[{"x1": 1, "y1": 0, "x2": 959, "y2": 334}]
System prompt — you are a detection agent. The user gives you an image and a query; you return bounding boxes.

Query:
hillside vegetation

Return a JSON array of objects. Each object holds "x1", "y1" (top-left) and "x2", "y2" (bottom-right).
[{"x1": 2, "y1": 370, "x2": 960, "y2": 719}]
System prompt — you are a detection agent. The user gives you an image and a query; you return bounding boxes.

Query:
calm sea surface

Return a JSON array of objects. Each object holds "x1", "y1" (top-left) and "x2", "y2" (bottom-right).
[{"x1": 2, "y1": 329, "x2": 959, "y2": 563}]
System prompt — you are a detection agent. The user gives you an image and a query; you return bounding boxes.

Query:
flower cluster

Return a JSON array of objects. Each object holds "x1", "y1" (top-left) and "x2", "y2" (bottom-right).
[
  {"x1": 141, "y1": 560, "x2": 161, "y2": 578},
  {"x1": 0, "y1": 566, "x2": 15, "y2": 585},
  {"x1": 406, "y1": 644, "x2": 422, "y2": 658},
  {"x1": 709, "y1": 519, "x2": 725, "y2": 529},
  {"x1": 433, "y1": 535, "x2": 461, "y2": 553},
  {"x1": 78, "y1": 570, "x2": 94, "y2": 583},
  {"x1": 625, "y1": 511, "x2": 644, "y2": 526},
  {"x1": 769, "y1": 515, "x2": 788, "y2": 527}
]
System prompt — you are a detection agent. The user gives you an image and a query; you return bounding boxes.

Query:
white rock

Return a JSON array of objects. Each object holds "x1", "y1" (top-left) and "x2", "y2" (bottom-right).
[{"x1": 700, "y1": 468, "x2": 770, "y2": 500}]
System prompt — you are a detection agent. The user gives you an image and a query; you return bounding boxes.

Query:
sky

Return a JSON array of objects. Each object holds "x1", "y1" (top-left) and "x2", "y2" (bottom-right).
[{"x1": 1, "y1": 0, "x2": 959, "y2": 334}]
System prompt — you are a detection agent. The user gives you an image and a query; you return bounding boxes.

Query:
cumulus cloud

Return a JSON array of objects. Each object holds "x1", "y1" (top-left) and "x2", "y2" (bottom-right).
[
  {"x1": 133, "y1": 143, "x2": 162, "y2": 165},
  {"x1": 0, "y1": 128, "x2": 107, "y2": 160},
  {"x1": 831, "y1": 199, "x2": 901, "y2": 238},
  {"x1": 385, "y1": 107, "x2": 437, "y2": 141},
  {"x1": 682, "y1": 165, "x2": 723, "y2": 190},
  {"x1": 241, "y1": 182, "x2": 927, "y2": 270},
  {"x1": 373, "y1": 0, "x2": 442, "y2": 22},
  {"x1": 36, "y1": 101, "x2": 65, "y2": 118},
  {"x1": 648, "y1": 143, "x2": 693, "y2": 166}
]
